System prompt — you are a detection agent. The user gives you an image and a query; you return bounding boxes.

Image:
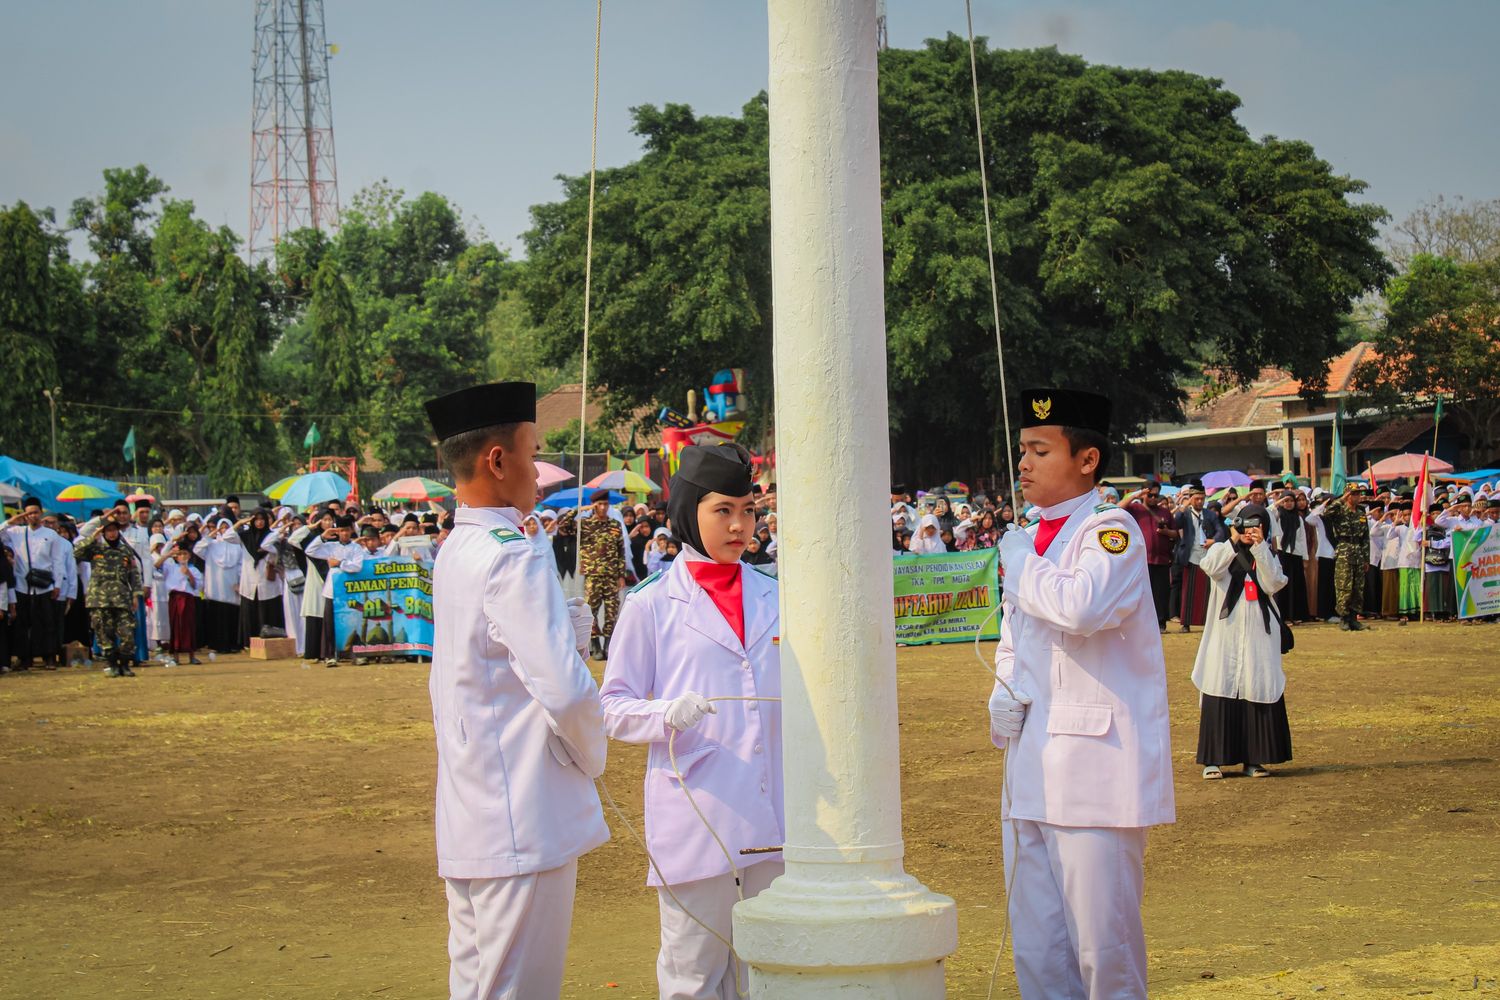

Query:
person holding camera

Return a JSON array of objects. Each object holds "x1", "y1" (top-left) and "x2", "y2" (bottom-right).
[
  {"x1": 4, "y1": 497, "x2": 71, "y2": 670},
  {"x1": 1191, "y1": 504, "x2": 1293, "y2": 779}
]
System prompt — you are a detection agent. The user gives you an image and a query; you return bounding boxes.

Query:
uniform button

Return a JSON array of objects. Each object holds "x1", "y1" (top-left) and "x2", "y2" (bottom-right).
[
  {"x1": 760, "y1": 781, "x2": 768, "y2": 792},
  {"x1": 754, "y1": 743, "x2": 763, "y2": 754},
  {"x1": 741, "y1": 659, "x2": 752, "y2": 670}
]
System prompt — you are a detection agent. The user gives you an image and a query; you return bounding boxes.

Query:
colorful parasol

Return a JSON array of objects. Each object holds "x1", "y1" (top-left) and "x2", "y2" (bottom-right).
[
  {"x1": 372, "y1": 476, "x2": 455, "y2": 502},
  {"x1": 56, "y1": 484, "x2": 115, "y2": 501},
  {"x1": 584, "y1": 469, "x2": 661, "y2": 494}
]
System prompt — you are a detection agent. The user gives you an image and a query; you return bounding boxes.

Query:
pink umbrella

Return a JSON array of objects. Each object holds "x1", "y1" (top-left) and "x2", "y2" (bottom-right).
[
  {"x1": 1369, "y1": 453, "x2": 1453, "y2": 479},
  {"x1": 536, "y1": 461, "x2": 574, "y2": 489}
]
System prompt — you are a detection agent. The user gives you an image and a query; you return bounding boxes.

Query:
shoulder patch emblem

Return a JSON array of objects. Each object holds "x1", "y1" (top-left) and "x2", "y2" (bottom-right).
[
  {"x1": 488, "y1": 527, "x2": 526, "y2": 545},
  {"x1": 1097, "y1": 528, "x2": 1129, "y2": 554}
]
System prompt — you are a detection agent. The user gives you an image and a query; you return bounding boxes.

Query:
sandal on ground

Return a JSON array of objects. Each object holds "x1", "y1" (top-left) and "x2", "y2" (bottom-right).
[
  {"x1": 1202, "y1": 766, "x2": 1223, "y2": 780},
  {"x1": 1245, "y1": 765, "x2": 1271, "y2": 778}
]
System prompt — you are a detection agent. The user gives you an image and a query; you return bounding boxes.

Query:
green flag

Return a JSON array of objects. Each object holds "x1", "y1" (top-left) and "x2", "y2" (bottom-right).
[
  {"x1": 1433, "y1": 397, "x2": 1444, "y2": 424},
  {"x1": 304, "y1": 422, "x2": 322, "y2": 450},
  {"x1": 122, "y1": 426, "x2": 137, "y2": 464},
  {"x1": 1329, "y1": 402, "x2": 1347, "y2": 495}
]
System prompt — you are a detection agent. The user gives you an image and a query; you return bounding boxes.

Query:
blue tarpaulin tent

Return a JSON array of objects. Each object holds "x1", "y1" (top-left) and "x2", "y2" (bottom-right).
[
  {"x1": 1444, "y1": 468, "x2": 1500, "y2": 483},
  {"x1": 0, "y1": 456, "x2": 124, "y2": 517}
]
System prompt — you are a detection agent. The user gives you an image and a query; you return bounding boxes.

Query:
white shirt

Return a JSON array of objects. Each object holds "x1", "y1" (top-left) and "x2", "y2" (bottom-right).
[
  {"x1": 192, "y1": 534, "x2": 243, "y2": 604},
  {"x1": 4, "y1": 524, "x2": 71, "y2": 595},
  {"x1": 161, "y1": 560, "x2": 202, "y2": 595},
  {"x1": 123, "y1": 522, "x2": 154, "y2": 576},
  {"x1": 1270, "y1": 508, "x2": 1308, "y2": 559},
  {"x1": 1397, "y1": 524, "x2": 1423, "y2": 570},
  {"x1": 1305, "y1": 508, "x2": 1335, "y2": 559},
  {"x1": 1379, "y1": 523, "x2": 1405, "y2": 571},
  {"x1": 304, "y1": 536, "x2": 367, "y2": 599},
  {"x1": 429, "y1": 505, "x2": 608, "y2": 879}
]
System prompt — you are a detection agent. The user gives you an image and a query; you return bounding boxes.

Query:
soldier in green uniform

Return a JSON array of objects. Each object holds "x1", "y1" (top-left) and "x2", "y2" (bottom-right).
[
  {"x1": 578, "y1": 490, "x2": 627, "y2": 659},
  {"x1": 1319, "y1": 482, "x2": 1371, "y2": 631},
  {"x1": 75, "y1": 515, "x2": 145, "y2": 676}
]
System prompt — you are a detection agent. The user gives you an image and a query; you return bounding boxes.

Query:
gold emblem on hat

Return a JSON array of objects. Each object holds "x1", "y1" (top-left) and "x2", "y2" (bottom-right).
[{"x1": 1031, "y1": 397, "x2": 1052, "y2": 420}]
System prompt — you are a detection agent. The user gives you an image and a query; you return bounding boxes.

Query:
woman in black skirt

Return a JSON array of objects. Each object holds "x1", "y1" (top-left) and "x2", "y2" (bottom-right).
[{"x1": 1190, "y1": 504, "x2": 1293, "y2": 779}]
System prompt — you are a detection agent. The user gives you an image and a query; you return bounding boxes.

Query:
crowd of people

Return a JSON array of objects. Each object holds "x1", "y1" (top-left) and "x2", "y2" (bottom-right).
[{"x1": 0, "y1": 493, "x2": 450, "y2": 675}]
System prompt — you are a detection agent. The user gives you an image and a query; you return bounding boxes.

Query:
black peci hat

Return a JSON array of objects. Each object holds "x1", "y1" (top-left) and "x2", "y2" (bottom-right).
[
  {"x1": 1020, "y1": 388, "x2": 1111, "y2": 436},
  {"x1": 589, "y1": 489, "x2": 613, "y2": 504},
  {"x1": 423, "y1": 381, "x2": 537, "y2": 442}
]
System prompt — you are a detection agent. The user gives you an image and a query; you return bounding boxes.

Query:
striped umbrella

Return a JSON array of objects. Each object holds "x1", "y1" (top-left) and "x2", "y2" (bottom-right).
[
  {"x1": 372, "y1": 476, "x2": 455, "y2": 502},
  {"x1": 584, "y1": 469, "x2": 661, "y2": 494},
  {"x1": 56, "y1": 483, "x2": 115, "y2": 502}
]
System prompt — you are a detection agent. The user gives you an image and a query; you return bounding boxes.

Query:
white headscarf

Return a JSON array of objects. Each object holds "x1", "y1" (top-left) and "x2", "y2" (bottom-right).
[{"x1": 908, "y1": 513, "x2": 946, "y2": 554}]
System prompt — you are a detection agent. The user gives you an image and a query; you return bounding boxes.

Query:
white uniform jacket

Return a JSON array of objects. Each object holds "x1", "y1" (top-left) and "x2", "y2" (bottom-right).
[
  {"x1": 600, "y1": 556, "x2": 783, "y2": 887},
  {"x1": 429, "y1": 505, "x2": 608, "y2": 880},
  {"x1": 991, "y1": 491, "x2": 1175, "y2": 829}
]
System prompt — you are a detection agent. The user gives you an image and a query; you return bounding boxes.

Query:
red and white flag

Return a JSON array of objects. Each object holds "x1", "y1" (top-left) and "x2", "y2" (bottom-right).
[{"x1": 1413, "y1": 453, "x2": 1432, "y2": 526}]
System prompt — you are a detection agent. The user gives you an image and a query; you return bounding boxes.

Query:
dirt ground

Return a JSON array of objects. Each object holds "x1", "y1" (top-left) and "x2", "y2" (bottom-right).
[{"x1": 2, "y1": 623, "x2": 1497, "y2": 999}]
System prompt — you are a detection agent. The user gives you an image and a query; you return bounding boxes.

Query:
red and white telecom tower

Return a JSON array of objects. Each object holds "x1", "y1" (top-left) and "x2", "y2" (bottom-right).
[{"x1": 248, "y1": 0, "x2": 341, "y2": 264}]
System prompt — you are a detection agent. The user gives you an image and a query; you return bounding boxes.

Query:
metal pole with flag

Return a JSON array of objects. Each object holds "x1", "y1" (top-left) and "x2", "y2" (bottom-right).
[
  {"x1": 1330, "y1": 401, "x2": 1347, "y2": 494},
  {"x1": 123, "y1": 425, "x2": 138, "y2": 481},
  {"x1": 1430, "y1": 397, "x2": 1443, "y2": 457},
  {"x1": 1415, "y1": 452, "x2": 1432, "y2": 622},
  {"x1": 304, "y1": 422, "x2": 322, "y2": 464}
]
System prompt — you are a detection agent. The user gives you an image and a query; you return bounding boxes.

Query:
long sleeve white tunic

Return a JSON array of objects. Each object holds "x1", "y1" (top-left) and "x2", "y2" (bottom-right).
[{"x1": 1190, "y1": 540, "x2": 1288, "y2": 704}]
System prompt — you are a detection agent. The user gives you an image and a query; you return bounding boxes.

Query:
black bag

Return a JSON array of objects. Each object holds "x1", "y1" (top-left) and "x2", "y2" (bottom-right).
[{"x1": 23, "y1": 531, "x2": 55, "y2": 591}]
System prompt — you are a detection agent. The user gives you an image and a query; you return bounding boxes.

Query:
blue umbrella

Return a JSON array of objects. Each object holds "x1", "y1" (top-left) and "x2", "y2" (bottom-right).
[
  {"x1": 540, "y1": 487, "x2": 626, "y2": 509},
  {"x1": 280, "y1": 471, "x2": 353, "y2": 508}
]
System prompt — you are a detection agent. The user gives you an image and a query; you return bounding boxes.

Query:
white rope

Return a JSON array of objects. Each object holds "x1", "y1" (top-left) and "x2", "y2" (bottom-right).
[
  {"x1": 961, "y1": 6, "x2": 1026, "y2": 993},
  {"x1": 965, "y1": 0, "x2": 1019, "y2": 516},
  {"x1": 575, "y1": 0, "x2": 603, "y2": 580},
  {"x1": 595, "y1": 694, "x2": 781, "y2": 999}
]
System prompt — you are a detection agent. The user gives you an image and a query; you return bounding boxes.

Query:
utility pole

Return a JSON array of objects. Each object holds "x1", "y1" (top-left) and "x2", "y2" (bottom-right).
[{"x1": 42, "y1": 387, "x2": 61, "y2": 468}]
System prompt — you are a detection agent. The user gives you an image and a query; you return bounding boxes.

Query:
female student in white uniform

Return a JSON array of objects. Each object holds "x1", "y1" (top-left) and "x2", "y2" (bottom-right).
[{"x1": 600, "y1": 444, "x2": 784, "y2": 1000}]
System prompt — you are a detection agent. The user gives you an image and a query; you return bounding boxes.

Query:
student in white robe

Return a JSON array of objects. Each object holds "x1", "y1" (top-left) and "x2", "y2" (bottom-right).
[
  {"x1": 1191, "y1": 503, "x2": 1292, "y2": 779},
  {"x1": 293, "y1": 507, "x2": 334, "y2": 664},
  {"x1": 602, "y1": 444, "x2": 783, "y2": 1000},
  {"x1": 192, "y1": 519, "x2": 243, "y2": 653},
  {"x1": 262, "y1": 510, "x2": 308, "y2": 656},
  {"x1": 304, "y1": 515, "x2": 365, "y2": 666},
  {"x1": 235, "y1": 508, "x2": 285, "y2": 644}
]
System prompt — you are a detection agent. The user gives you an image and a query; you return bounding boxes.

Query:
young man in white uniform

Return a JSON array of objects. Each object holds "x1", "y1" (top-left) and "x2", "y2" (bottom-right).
[
  {"x1": 988, "y1": 387, "x2": 1175, "y2": 1000},
  {"x1": 423, "y1": 381, "x2": 607, "y2": 1000}
]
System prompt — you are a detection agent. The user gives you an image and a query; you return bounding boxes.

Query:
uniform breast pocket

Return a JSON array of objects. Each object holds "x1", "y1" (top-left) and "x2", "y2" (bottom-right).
[{"x1": 1046, "y1": 702, "x2": 1113, "y2": 737}]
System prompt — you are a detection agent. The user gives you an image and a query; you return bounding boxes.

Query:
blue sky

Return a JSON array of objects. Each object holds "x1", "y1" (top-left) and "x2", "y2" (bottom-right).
[{"x1": 3, "y1": 1, "x2": 1496, "y2": 259}]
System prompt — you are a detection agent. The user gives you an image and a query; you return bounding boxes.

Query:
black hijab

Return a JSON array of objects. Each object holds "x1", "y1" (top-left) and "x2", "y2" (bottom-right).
[
  {"x1": 1220, "y1": 503, "x2": 1273, "y2": 634},
  {"x1": 666, "y1": 444, "x2": 755, "y2": 558}
]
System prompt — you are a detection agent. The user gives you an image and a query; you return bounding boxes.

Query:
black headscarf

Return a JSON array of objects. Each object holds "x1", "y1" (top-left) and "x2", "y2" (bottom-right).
[
  {"x1": 1220, "y1": 503, "x2": 1273, "y2": 635},
  {"x1": 666, "y1": 444, "x2": 755, "y2": 558},
  {"x1": 1275, "y1": 498, "x2": 1302, "y2": 551}
]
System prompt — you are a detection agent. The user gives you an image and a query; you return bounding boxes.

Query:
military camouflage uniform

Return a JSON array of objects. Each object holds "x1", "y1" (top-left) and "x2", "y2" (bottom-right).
[
  {"x1": 74, "y1": 529, "x2": 144, "y2": 672},
  {"x1": 1320, "y1": 498, "x2": 1369, "y2": 624},
  {"x1": 578, "y1": 514, "x2": 626, "y2": 644}
]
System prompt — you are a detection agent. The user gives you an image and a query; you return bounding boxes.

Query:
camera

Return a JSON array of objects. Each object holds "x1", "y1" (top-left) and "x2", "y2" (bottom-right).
[{"x1": 1230, "y1": 504, "x2": 1268, "y2": 533}]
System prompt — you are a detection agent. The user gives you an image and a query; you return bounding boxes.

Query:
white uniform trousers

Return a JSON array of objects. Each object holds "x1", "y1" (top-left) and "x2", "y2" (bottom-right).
[
  {"x1": 1002, "y1": 820, "x2": 1148, "y2": 1000},
  {"x1": 445, "y1": 859, "x2": 578, "y2": 1000},
  {"x1": 657, "y1": 860, "x2": 782, "y2": 1000}
]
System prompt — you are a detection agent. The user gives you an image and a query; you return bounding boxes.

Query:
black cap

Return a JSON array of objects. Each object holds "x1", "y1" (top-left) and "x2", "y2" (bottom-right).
[
  {"x1": 402, "y1": 513, "x2": 419, "y2": 525},
  {"x1": 674, "y1": 444, "x2": 754, "y2": 498},
  {"x1": 225, "y1": 495, "x2": 240, "y2": 505},
  {"x1": 423, "y1": 381, "x2": 536, "y2": 442},
  {"x1": 589, "y1": 489, "x2": 613, "y2": 504},
  {"x1": 134, "y1": 498, "x2": 152, "y2": 510},
  {"x1": 359, "y1": 525, "x2": 380, "y2": 539},
  {"x1": 1020, "y1": 388, "x2": 1111, "y2": 436},
  {"x1": 335, "y1": 515, "x2": 356, "y2": 529},
  {"x1": 21, "y1": 495, "x2": 40, "y2": 510}
]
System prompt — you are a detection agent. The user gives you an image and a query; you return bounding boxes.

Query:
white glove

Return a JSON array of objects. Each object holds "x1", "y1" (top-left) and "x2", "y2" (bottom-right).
[
  {"x1": 988, "y1": 685, "x2": 1032, "y2": 741},
  {"x1": 999, "y1": 525, "x2": 1033, "y2": 581},
  {"x1": 663, "y1": 692, "x2": 716, "y2": 732},
  {"x1": 566, "y1": 598, "x2": 593, "y2": 656}
]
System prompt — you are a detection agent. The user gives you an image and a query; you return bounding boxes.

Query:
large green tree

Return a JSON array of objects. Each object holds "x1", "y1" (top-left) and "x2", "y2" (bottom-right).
[
  {"x1": 1355, "y1": 254, "x2": 1500, "y2": 462},
  {"x1": 305, "y1": 257, "x2": 366, "y2": 457},
  {"x1": 523, "y1": 99, "x2": 772, "y2": 433},
  {"x1": 0, "y1": 202, "x2": 74, "y2": 463},
  {"x1": 522, "y1": 40, "x2": 1390, "y2": 482}
]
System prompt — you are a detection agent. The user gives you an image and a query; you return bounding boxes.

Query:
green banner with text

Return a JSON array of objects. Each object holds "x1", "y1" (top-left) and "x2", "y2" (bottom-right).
[{"x1": 892, "y1": 549, "x2": 1000, "y2": 645}]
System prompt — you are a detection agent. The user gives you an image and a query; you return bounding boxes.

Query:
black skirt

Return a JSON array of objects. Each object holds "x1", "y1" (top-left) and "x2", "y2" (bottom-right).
[
  {"x1": 1424, "y1": 570, "x2": 1456, "y2": 617},
  {"x1": 1196, "y1": 693, "x2": 1292, "y2": 767},
  {"x1": 202, "y1": 599, "x2": 242, "y2": 653}
]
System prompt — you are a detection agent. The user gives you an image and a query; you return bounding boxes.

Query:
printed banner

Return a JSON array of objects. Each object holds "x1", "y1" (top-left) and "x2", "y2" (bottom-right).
[
  {"x1": 892, "y1": 549, "x2": 1000, "y2": 645},
  {"x1": 331, "y1": 557, "x2": 434, "y2": 656},
  {"x1": 1453, "y1": 527, "x2": 1500, "y2": 619}
]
